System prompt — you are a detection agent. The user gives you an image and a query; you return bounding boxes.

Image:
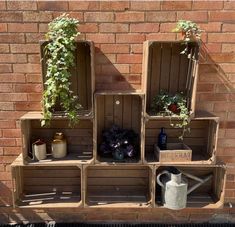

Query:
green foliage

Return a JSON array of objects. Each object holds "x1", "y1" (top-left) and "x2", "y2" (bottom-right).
[
  {"x1": 42, "y1": 14, "x2": 82, "y2": 127},
  {"x1": 151, "y1": 90, "x2": 190, "y2": 140}
]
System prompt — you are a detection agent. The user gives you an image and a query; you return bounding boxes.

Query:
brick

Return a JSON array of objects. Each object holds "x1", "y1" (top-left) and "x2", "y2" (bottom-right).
[
  {"x1": 26, "y1": 33, "x2": 45, "y2": 43},
  {"x1": 218, "y1": 139, "x2": 235, "y2": 148},
  {"x1": 0, "y1": 93, "x2": 27, "y2": 102},
  {"x1": 23, "y1": 12, "x2": 53, "y2": 22},
  {"x1": 0, "y1": 73, "x2": 25, "y2": 83},
  {"x1": 69, "y1": 1, "x2": 99, "y2": 11},
  {"x1": 115, "y1": 12, "x2": 145, "y2": 22},
  {"x1": 130, "y1": 23, "x2": 159, "y2": 33},
  {"x1": 199, "y1": 93, "x2": 229, "y2": 102},
  {"x1": 196, "y1": 102, "x2": 214, "y2": 112},
  {"x1": 130, "y1": 64, "x2": 142, "y2": 74},
  {"x1": 0, "y1": 111, "x2": 26, "y2": 120},
  {"x1": 27, "y1": 93, "x2": 43, "y2": 101},
  {"x1": 160, "y1": 23, "x2": 177, "y2": 32},
  {"x1": 15, "y1": 102, "x2": 41, "y2": 111},
  {"x1": 99, "y1": 23, "x2": 128, "y2": 33},
  {"x1": 0, "y1": 139, "x2": 15, "y2": 147},
  {"x1": 13, "y1": 64, "x2": 41, "y2": 73},
  {"x1": 26, "y1": 74, "x2": 42, "y2": 83},
  {"x1": 96, "y1": 75, "x2": 112, "y2": 84},
  {"x1": 210, "y1": 12, "x2": 235, "y2": 22},
  {"x1": 199, "y1": 22, "x2": 222, "y2": 32},
  {"x1": 0, "y1": 172, "x2": 11, "y2": 181},
  {"x1": 79, "y1": 23, "x2": 98, "y2": 33},
  {"x1": 0, "y1": 54, "x2": 27, "y2": 63},
  {"x1": 65, "y1": 12, "x2": 84, "y2": 22},
  {"x1": 117, "y1": 54, "x2": 142, "y2": 64},
  {"x1": 192, "y1": 1, "x2": 223, "y2": 10},
  {"x1": 131, "y1": 44, "x2": 143, "y2": 54},
  {"x1": 0, "y1": 121, "x2": 15, "y2": 129},
  {"x1": 116, "y1": 34, "x2": 145, "y2": 44},
  {"x1": 162, "y1": 1, "x2": 191, "y2": 10},
  {"x1": 38, "y1": 1, "x2": 68, "y2": 10},
  {"x1": 199, "y1": 73, "x2": 221, "y2": 83},
  {"x1": 84, "y1": 12, "x2": 114, "y2": 22},
  {"x1": 215, "y1": 84, "x2": 234, "y2": 93},
  {"x1": 146, "y1": 33, "x2": 176, "y2": 41},
  {"x1": 101, "y1": 44, "x2": 129, "y2": 54},
  {"x1": 224, "y1": 1, "x2": 235, "y2": 10},
  {"x1": 127, "y1": 75, "x2": 141, "y2": 84},
  {"x1": 208, "y1": 33, "x2": 235, "y2": 43},
  {"x1": 210, "y1": 53, "x2": 235, "y2": 63},
  {"x1": 0, "y1": 44, "x2": 9, "y2": 53},
  {"x1": 15, "y1": 84, "x2": 42, "y2": 93},
  {"x1": 8, "y1": 23, "x2": 38, "y2": 33},
  {"x1": 0, "y1": 34, "x2": 25, "y2": 44},
  {"x1": 0, "y1": 84, "x2": 13, "y2": 93},
  {"x1": 146, "y1": 12, "x2": 176, "y2": 22},
  {"x1": 2, "y1": 156, "x2": 17, "y2": 164},
  {"x1": 100, "y1": 1, "x2": 129, "y2": 11},
  {"x1": 7, "y1": 1, "x2": 37, "y2": 10},
  {"x1": 130, "y1": 1, "x2": 160, "y2": 10},
  {"x1": 95, "y1": 53, "x2": 116, "y2": 64},
  {"x1": 0, "y1": 65, "x2": 12, "y2": 73},
  {"x1": 101, "y1": 64, "x2": 129, "y2": 75},
  {"x1": 86, "y1": 34, "x2": 115, "y2": 44},
  {"x1": 223, "y1": 24, "x2": 235, "y2": 32},
  {"x1": 0, "y1": 2, "x2": 6, "y2": 10},
  {"x1": 225, "y1": 129, "x2": 235, "y2": 138},
  {"x1": 197, "y1": 83, "x2": 215, "y2": 92},
  {"x1": 3, "y1": 147, "x2": 21, "y2": 155},
  {"x1": 220, "y1": 64, "x2": 235, "y2": 73},
  {"x1": 39, "y1": 23, "x2": 48, "y2": 33},
  {"x1": 177, "y1": 11, "x2": 208, "y2": 22},
  {"x1": 228, "y1": 112, "x2": 235, "y2": 121},
  {"x1": 10, "y1": 44, "x2": 39, "y2": 54},
  {"x1": 3, "y1": 129, "x2": 21, "y2": 138},
  {"x1": 28, "y1": 54, "x2": 40, "y2": 64},
  {"x1": 214, "y1": 102, "x2": 235, "y2": 112},
  {"x1": 0, "y1": 12, "x2": 22, "y2": 22},
  {"x1": 0, "y1": 23, "x2": 7, "y2": 32},
  {"x1": 0, "y1": 102, "x2": 14, "y2": 111},
  {"x1": 204, "y1": 43, "x2": 221, "y2": 53}
]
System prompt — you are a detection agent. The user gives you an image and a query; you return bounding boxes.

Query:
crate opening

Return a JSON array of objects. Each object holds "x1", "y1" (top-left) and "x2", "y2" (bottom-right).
[
  {"x1": 145, "y1": 118, "x2": 217, "y2": 163},
  {"x1": 145, "y1": 41, "x2": 199, "y2": 116},
  {"x1": 96, "y1": 95, "x2": 142, "y2": 163},
  {"x1": 15, "y1": 166, "x2": 81, "y2": 207},
  {"x1": 41, "y1": 41, "x2": 93, "y2": 114},
  {"x1": 86, "y1": 166, "x2": 151, "y2": 207},
  {"x1": 22, "y1": 118, "x2": 93, "y2": 164},
  {"x1": 155, "y1": 166, "x2": 225, "y2": 208}
]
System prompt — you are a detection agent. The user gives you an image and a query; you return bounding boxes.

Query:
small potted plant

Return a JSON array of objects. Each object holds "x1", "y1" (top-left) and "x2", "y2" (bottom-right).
[
  {"x1": 41, "y1": 14, "x2": 82, "y2": 127},
  {"x1": 172, "y1": 20, "x2": 202, "y2": 56},
  {"x1": 151, "y1": 90, "x2": 190, "y2": 140}
]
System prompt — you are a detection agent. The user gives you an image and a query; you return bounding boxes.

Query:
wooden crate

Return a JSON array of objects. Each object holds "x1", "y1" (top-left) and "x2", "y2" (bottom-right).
[
  {"x1": 95, "y1": 91, "x2": 145, "y2": 164},
  {"x1": 40, "y1": 40, "x2": 95, "y2": 115},
  {"x1": 144, "y1": 112, "x2": 219, "y2": 164},
  {"x1": 154, "y1": 143, "x2": 192, "y2": 162},
  {"x1": 155, "y1": 164, "x2": 226, "y2": 209},
  {"x1": 142, "y1": 41, "x2": 199, "y2": 116},
  {"x1": 11, "y1": 158, "x2": 82, "y2": 208},
  {"x1": 84, "y1": 165, "x2": 153, "y2": 208},
  {"x1": 21, "y1": 112, "x2": 94, "y2": 165}
]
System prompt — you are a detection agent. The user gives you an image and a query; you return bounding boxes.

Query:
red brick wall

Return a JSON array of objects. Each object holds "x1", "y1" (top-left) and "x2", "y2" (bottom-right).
[{"x1": 0, "y1": 0, "x2": 235, "y2": 223}]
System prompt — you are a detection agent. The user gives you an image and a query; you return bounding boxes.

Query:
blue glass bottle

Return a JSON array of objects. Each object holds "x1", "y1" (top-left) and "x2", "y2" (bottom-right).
[{"x1": 158, "y1": 127, "x2": 167, "y2": 150}]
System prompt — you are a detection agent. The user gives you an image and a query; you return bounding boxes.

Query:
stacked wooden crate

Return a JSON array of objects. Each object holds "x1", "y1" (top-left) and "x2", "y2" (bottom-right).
[{"x1": 11, "y1": 40, "x2": 226, "y2": 209}]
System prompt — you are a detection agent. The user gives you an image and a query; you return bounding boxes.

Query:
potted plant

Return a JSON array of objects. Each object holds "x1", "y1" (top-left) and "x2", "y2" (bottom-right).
[
  {"x1": 172, "y1": 20, "x2": 202, "y2": 55},
  {"x1": 151, "y1": 90, "x2": 190, "y2": 140},
  {"x1": 41, "y1": 14, "x2": 82, "y2": 127}
]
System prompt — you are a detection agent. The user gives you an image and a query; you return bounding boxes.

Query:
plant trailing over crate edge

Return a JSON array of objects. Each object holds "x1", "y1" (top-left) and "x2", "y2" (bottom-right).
[
  {"x1": 151, "y1": 90, "x2": 190, "y2": 140},
  {"x1": 172, "y1": 20, "x2": 202, "y2": 57},
  {"x1": 42, "y1": 13, "x2": 82, "y2": 127}
]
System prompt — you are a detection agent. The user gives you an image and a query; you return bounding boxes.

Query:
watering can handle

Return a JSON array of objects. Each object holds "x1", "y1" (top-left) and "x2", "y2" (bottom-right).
[{"x1": 156, "y1": 170, "x2": 171, "y2": 188}]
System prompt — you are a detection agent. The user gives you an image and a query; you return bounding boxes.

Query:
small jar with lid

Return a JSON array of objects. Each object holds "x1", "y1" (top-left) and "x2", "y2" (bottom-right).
[{"x1": 51, "y1": 132, "x2": 67, "y2": 158}]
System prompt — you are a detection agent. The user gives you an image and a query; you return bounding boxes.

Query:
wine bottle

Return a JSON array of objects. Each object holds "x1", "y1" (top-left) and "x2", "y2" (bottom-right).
[{"x1": 158, "y1": 127, "x2": 167, "y2": 150}]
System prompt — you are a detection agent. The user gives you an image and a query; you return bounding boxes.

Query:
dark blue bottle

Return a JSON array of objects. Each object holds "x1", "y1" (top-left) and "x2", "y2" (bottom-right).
[{"x1": 158, "y1": 127, "x2": 167, "y2": 150}]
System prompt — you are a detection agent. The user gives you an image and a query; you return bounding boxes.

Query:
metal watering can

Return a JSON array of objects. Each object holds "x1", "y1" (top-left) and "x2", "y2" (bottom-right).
[{"x1": 157, "y1": 168, "x2": 212, "y2": 210}]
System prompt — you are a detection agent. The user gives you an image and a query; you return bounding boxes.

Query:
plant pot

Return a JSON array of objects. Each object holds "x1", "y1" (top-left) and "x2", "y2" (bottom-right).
[{"x1": 168, "y1": 104, "x2": 180, "y2": 114}]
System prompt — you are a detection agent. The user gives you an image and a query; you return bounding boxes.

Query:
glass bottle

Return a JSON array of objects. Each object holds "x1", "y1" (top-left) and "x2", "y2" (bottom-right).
[{"x1": 158, "y1": 127, "x2": 167, "y2": 150}]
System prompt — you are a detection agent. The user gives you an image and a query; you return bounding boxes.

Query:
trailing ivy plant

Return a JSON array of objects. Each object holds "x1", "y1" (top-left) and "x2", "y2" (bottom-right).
[
  {"x1": 41, "y1": 14, "x2": 82, "y2": 127},
  {"x1": 151, "y1": 90, "x2": 190, "y2": 140}
]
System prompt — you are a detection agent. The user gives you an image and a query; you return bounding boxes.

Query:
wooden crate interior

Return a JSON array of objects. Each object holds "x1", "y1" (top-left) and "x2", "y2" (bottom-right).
[
  {"x1": 22, "y1": 118, "x2": 93, "y2": 163},
  {"x1": 155, "y1": 166, "x2": 225, "y2": 208},
  {"x1": 13, "y1": 166, "x2": 81, "y2": 207},
  {"x1": 145, "y1": 41, "x2": 199, "y2": 115},
  {"x1": 96, "y1": 94, "x2": 142, "y2": 163},
  {"x1": 85, "y1": 166, "x2": 151, "y2": 207},
  {"x1": 145, "y1": 119, "x2": 217, "y2": 163},
  {"x1": 41, "y1": 41, "x2": 93, "y2": 113}
]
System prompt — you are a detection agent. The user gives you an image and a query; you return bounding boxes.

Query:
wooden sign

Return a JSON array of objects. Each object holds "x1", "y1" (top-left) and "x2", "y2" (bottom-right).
[{"x1": 154, "y1": 143, "x2": 192, "y2": 162}]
